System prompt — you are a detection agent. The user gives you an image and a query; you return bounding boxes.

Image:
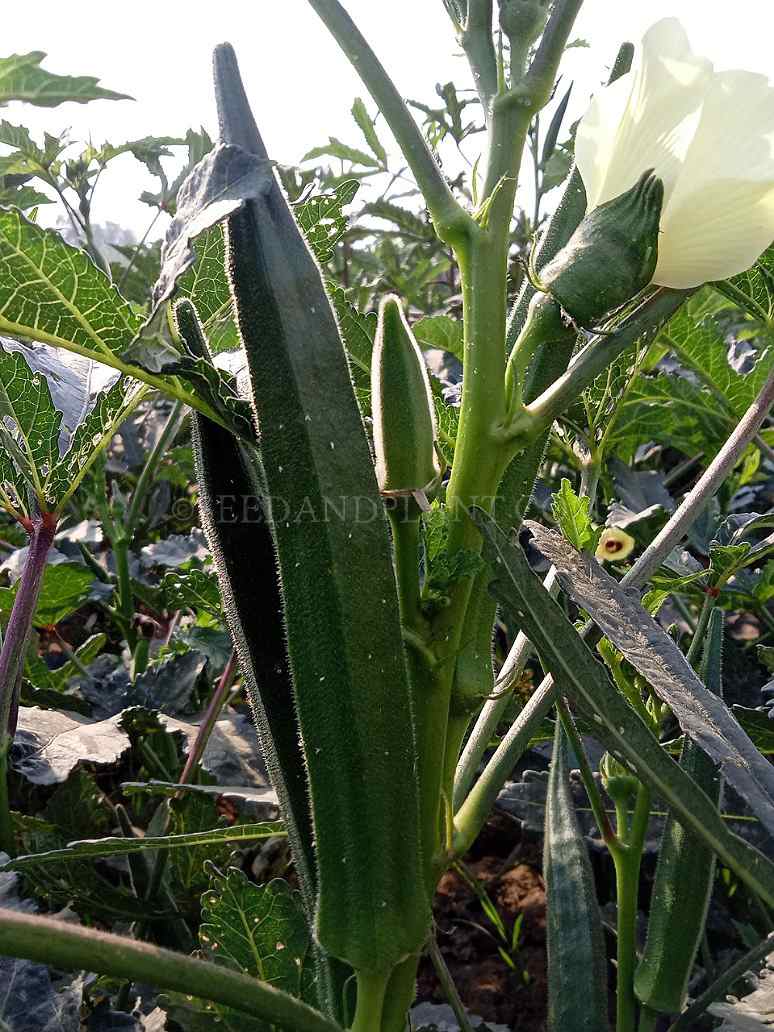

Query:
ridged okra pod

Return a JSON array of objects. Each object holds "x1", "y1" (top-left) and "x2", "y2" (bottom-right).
[
  {"x1": 372, "y1": 295, "x2": 440, "y2": 499},
  {"x1": 213, "y1": 45, "x2": 429, "y2": 975},
  {"x1": 179, "y1": 300, "x2": 349, "y2": 1019},
  {"x1": 635, "y1": 609, "x2": 725, "y2": 1016}
]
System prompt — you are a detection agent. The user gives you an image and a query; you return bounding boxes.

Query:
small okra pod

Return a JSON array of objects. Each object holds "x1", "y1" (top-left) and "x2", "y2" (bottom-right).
[{"x1": 371, "y1": 295, "x2": 441, "y2": 499}]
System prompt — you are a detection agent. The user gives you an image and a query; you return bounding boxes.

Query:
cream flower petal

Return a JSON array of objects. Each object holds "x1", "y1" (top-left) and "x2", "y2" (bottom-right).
[
  {"x1": 576, "y1": 18, "x2": 713, "y2": 210},
  {"x1": 654, "y1": 181, "x2": 774, "y2": 288},
  {"x1": 655, "y1": 70, "x2": 774, "y2": 287}
]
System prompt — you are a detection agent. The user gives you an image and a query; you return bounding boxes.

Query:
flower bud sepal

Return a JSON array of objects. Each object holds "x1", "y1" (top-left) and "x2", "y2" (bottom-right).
[{"x1": 538, "y1": 170, "x2": 664, "y2": 328}]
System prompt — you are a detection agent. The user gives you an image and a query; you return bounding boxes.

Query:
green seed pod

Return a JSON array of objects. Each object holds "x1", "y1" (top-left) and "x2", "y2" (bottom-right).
[
  {"x1": 214, "y1": 45, "x2": 429, "y2": 975},
  {"x1": 539, "y1": 169, "x2": 664, "y2": 327},
  {"x1": 635, "y1": 609, "x2": 725, "y2": 1016},
  {"x1": 372, "y1": 295, "x2": 441, "y2": 497}
]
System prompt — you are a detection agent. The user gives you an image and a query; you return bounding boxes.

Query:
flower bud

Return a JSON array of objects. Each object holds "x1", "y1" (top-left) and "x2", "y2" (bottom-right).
[
  {"x1": 498, "y1": 0, "x2": 548, "y2": 46},
  {"x1": 371, "y1": 295, "x2": 441, "y2": 497},
  {"x1": 595, "y1": 527, "x2": 636, "y2": 563},
  {"x1": 539, "y1": 170, "x2": 663, "y2": 326},
  {"x1": 600, "y1": 752, "x2": 640, "y2": 806}
]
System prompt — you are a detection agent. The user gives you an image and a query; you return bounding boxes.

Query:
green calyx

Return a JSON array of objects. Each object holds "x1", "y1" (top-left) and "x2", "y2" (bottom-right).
[
  {"x1": 371, "y1": 295, "x2": 441, "y2": 498},
  {"x1": 538, "y1": 169, "x2": 664, "y2": 327}
]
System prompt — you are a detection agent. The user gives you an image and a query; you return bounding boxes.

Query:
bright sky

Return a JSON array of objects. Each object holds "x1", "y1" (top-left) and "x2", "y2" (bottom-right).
[{"x1": 6, "y1": 1, "x2": 774, "y2": 239}]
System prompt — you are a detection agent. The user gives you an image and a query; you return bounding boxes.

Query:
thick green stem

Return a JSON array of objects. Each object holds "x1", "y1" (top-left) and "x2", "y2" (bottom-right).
[
  {"x1": 638, "y1": 1007, "x2": 659, "y2": 1032},
  {"x1": 613, "y1": 784, "x2": 652, "y2": 1032},
  {"x1": 460, "y1": 0, "x2": 498, "y2": 118},
  {"x1": 381, "y1": 954, "x2": 421, "y2": 1032},
  {"x1": 0, "y1": 910, "x2": 342, "y2": 1032},
  {"x1": 351, "y1": 969, "x2": 390, "y2": 1032}
]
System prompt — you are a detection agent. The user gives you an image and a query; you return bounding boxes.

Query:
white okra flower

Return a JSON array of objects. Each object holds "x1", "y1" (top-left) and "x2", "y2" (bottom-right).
[{"x1": 575, "y1": 18, "x2": 774, "y2": 289}]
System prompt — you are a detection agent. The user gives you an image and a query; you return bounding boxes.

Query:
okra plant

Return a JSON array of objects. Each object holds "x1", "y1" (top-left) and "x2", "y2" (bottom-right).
[{"x1": 2, "y1": 3, "x2": 774, "y2": 1031}]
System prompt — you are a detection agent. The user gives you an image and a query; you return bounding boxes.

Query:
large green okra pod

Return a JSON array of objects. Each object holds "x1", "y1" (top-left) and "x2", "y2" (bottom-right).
[
  {"x1": 635, "y1": 609, "x2": 725, "y2": 1016},
  {"x1": 213, "y1": 44, "x2": 429, "y2": 974},
  {"x1": 179, "y1": 300, "x2": 349, "y2": 1021},
  {"x1": 177, "y1": 303, "x2": 315, "y2": 898}
]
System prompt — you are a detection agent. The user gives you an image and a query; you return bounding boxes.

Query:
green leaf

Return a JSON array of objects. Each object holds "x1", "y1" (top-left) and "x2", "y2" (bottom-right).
[
  {"x1": 544, "y1": 722, "x2": 609, "y2": 1031},
  {"x1": 607, "y1": 291, "x2": 774, "y2": 460},
  {"x1": 359, "y1": 200, "x2": 434, "y2": 240},
  {"x1": 0, "y1": 562, "x2": 95, "y2": 627},
  {"x1": 0, "y1": 52, "x2": 130, "y2": 106},
  {"x1": 0, "y1": 346, "x2": 61, "y2": 509},
  {"x1": 32, "y1": 563, "x2": 95, "y2": 625},
  {"x1": 294, "y1": 180, "x2": 359, "y2": 264},
  {"x1": 351, "y1": 98, "x2": 387, "y2": 165},
  {"x1": 663, "y1": 295, "x2": 774, "y2": 418},
  {"x1": 176, "y1": 224, "x2": 239, "y2": 354},
  {"x1": 170, "y1": 867, "x2": 318, "y2": 1030},
  {"x1": 46, "y1": 375, "x2": 146, "y2": 508},
  {"x1": 719, "y1": 243, "x2": 774, "y2": 321},
  {"x1": 4, "y1": 823, "x2": 283, "y2": 872},
  {"x1": 163, "y1": 568, "x2": 223, "y2": 617},
  {"x1": 302, "y1": 137, "x2": 380, "y2": 168},
  {"x1": 412, "y1": 315, "x2": 463, "y2": 360},
  {"x1": 200, "y1": 867, "x2": 314, "y2": 997},
  {"x1": 709, "y1": 542, "x2": 753, "y2": 581},
  {"x1": 0, "y1": 341, "x2": 145, "y2": 514},
  {"x1": 327, "y1": 283, "x2": 376, "y2": 414},
  {"x1": 551, "y1": 478, "x2": 596, "y2": 551},
  {"x1": 0, "y1": 121, "x2": 68, "y2": 174},
  {"x1": 0, "y1": 207, "x2": 141, "y2": 356},
  {"x1": 528, "y1": 522, "x2": 774, "y2": 839},
  {"x1": 470, "y1": 509, "x2": 774, "y2": 909},
  {"x1": 0, "y1": 207, "x2": 243, "y2": 434}
]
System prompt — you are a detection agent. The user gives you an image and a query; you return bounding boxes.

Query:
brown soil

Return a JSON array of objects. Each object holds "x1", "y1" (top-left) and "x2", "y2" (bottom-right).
[{"x1": 417, "y1": 813, "x2": 550, "y2": 1031}]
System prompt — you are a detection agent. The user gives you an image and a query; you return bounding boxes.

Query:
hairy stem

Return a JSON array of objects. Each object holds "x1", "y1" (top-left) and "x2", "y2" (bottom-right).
[
  {"x1": 0, "y1": 512, "x2": 57, "y2": 855},
  {"x1": 351, "y1": 969, "x2": 390, "y2": 1032},
  {"x1": 0, "y1": 910, "x2": 342, "y2": 1032}
]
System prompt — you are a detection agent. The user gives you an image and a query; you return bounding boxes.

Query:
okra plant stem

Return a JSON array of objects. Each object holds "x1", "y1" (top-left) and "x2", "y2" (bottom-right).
[
  {"x1": 305, "y1": 0, "x2": 474, "y2": 245},
  {"x1": 0, "y1": 511, "x2": 57, "y2": 856},
  {"x1": 613, "y1": 784, "x2": 652, "y2": 1032},
  {"x1": 0, "y1": 909, "x2": 342, "y2": 1032},
  {"x1": 459, "y1": 0, "x2": 499, "y2": 117},
  {"x1": 351, "y1": 970, "x2": 389, "y2": 1032}
]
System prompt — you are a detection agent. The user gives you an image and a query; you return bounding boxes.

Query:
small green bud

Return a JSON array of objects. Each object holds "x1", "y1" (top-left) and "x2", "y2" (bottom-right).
[
  {"x1": 600, "y1": 752, "x2": 640, "y2": 806},
  {"x1": 372, "y1": 295, "x2": 441, "y2": 497},
  {"x1": 499, "y1": 0, "x2": 548, "y2": 44},
  {"x1": 539, "y1": 170, "x2": 664, "y2": 326}
]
